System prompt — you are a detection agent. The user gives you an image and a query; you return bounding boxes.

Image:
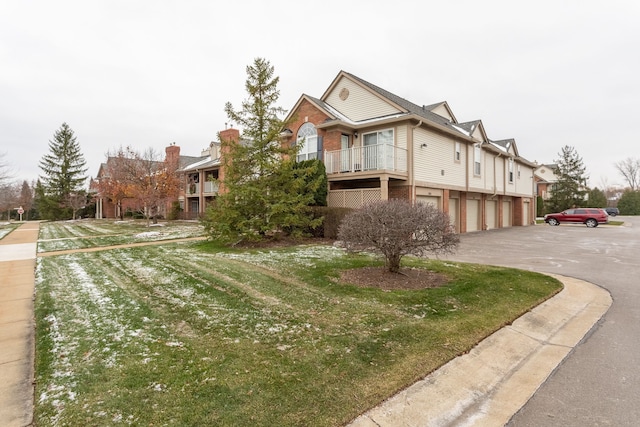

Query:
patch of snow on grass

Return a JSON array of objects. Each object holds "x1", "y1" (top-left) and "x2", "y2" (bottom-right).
[{"x1": 134, "y1": 231, "x2": 162, "y2": 239}]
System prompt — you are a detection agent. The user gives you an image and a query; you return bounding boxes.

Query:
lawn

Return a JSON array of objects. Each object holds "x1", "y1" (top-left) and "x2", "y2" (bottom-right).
[
  {"x1": 34, "y1": 221, "x2": 562, "y2": 426},
  {"x1": 37, "y1": 219, "x2": 204, "y2": 252}
]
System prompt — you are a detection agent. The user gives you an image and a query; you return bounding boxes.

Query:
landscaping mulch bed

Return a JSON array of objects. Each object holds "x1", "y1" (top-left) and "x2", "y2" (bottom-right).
[{"x1": 340, "y1": 266, "x2": 450, "y2": 290}]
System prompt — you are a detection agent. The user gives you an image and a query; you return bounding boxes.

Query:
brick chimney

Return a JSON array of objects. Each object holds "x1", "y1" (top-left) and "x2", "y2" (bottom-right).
[
  {"x1": 165, "y1": 143, "x2": 180, "y2": 165},
  {"x1": 216, "y1": 127, "x2": 240, "y2": 194},
  {"x1": 219, "y1": 127, "x2": 240, "y2": 144}
]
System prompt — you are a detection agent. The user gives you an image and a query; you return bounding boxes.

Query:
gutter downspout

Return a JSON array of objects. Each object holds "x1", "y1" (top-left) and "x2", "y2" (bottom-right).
[
  {"x1": 493, "y1": 153, "x2": 502, "y2": 198},
  {"x1": 410, "y1": 120, "x2": 423, "y2": 197}
]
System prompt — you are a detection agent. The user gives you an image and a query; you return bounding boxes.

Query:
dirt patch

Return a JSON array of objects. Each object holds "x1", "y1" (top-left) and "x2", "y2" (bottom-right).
[{"x1": 339, "y1": 266, "x2": 450, "y2": 290}]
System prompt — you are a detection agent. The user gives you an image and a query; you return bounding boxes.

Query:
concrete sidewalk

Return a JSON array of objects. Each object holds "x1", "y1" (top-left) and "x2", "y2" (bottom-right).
[
  {"x1": 0, "y1": 222, "x2": 39, "y2": 427},
  {"x1": 348, "y1": 274, "x2": 612, "y2": 426}
]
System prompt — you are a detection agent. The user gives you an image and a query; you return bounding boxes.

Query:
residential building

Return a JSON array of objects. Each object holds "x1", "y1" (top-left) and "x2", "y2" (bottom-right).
[
  {"x1": 281, "y1": 71, "x2": 537, "y2": 232},
  {"x1": 92, "y1": 144, "x2": 199, "y2": 219},
  {"x1": 534, "y1": 163, "x2": 559, "y2": 201},
  {"x1": 175, "y1": 127, "x2": 238, "y2": 219}
]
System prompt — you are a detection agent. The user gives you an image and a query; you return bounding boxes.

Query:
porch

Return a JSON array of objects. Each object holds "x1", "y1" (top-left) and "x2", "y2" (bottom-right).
[{"x1": 324, "y1": 144, "x2": 407, "y2": 175}]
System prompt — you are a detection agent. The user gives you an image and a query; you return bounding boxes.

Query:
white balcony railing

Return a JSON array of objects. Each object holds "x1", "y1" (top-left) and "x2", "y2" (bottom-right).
[
  {"x1": 187, "y1": 181, "x2": 219, "y2": 196},
  {"x1": 203, "y1": 181, "x2": 219, "y2": 194},
  {"x1": 324, "y1": 144, "x2": 407, "y2": 174}
]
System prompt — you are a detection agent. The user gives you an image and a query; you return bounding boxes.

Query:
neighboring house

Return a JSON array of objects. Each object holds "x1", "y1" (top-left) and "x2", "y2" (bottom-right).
[
  {"x1": 91, "y1": 145, "x2": 200, "y2": 219},
  {"x1": 91, "y1": 158, "x2": 142, "y2": 219},
  {"x1": 281, "y1": 70, "x2": 537, "y2": 232},
  {"x1": 534, "y1": 163, "x2": 559, "y2": 201},
  {"x1": 175, "y1": 127, "x2": 238, "y2": 219}
]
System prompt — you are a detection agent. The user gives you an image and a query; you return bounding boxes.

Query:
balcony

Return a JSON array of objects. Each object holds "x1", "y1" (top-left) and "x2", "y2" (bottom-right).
[
  {"x1": 187, "y1": 181, "x2": 219, "y2": 196},
  {"x1": 324, "y1": 144, "x2": 407, "y2": 175}
]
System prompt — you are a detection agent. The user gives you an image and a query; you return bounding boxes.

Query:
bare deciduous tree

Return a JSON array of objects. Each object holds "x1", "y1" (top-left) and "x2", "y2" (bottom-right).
[
  {"x1": 615, "y1": 157, "x2": 640, "y2": 191},
  {"x1": 0, "y1": 152, "x2": 14, "y2": 186},
  {"x1": 338, "y1": 199, "x2": 459, "y2": 273}
]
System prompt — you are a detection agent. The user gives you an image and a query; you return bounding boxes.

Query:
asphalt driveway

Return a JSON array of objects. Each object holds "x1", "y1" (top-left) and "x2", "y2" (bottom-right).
[{"x1": 442, "y1": 217, "x2": 640, "y2": 426}]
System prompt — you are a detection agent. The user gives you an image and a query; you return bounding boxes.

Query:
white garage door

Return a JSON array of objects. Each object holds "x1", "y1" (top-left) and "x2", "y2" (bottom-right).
[
  {"x1": 502, "y1": 201, "x2": 511, "y2": 227},
  {"x1": 485, "y1": 200, "x2": 497, "y2": 230},
  {"x1": 466, "y1": 199, "x2": 480, "y2": 232},
  {"x1": 449, "y1": 198, "x2": 459, "y2": 233}
]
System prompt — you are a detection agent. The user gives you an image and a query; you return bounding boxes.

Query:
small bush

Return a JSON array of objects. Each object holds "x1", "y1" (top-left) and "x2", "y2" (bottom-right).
[{"x1": 338, "y1": 200, "x2": 459, "y2": 273}]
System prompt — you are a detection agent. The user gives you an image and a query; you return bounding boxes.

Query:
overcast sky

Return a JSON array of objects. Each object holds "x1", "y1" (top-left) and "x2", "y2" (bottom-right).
[{"x1": 2, "y1": 0, "x2": 638, "y2": 189}]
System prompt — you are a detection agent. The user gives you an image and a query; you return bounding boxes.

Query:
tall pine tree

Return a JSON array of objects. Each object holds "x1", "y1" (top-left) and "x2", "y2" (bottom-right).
[
  {"x1": 202, "y1": 58, "x2": 321, "y2": 244},
  {"x1": 548, "y1": 145, "x2": 588, "y2": 212},
  {"x1": 38, "y1": 123, "x2": 88, "y2": 220}
]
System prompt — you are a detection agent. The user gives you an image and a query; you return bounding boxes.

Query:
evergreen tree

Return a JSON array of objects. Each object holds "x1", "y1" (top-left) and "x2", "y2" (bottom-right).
[
  {"x1": 548, "y1": 145, "x2": 588, "y2": 212},
  {"x1": 587, "y1": 187, "x2": 607, "y2": 208},
  {"x1": 38, "y1": 123, "x2": 88, "y2": 220},
  {"x1": 19, "y1": 180, "x2": 33, "y2": 219},
  {"x1": 202, "y1": 58, "x2": 321, "y2": 244},
  {"x1": 617, "y1": 190, "x2": 640, "y2": 215}
]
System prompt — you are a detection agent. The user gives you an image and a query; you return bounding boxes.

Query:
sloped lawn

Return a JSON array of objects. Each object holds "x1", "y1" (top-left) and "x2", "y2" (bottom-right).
[{"x1": 34, "y1": 224, "x2": 561, "y2": 426}]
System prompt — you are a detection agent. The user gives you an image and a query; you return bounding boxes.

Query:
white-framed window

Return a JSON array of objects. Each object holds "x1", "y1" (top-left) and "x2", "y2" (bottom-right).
[
  {"x1": 473, "y1": 143, "x2": 481, "y2": 175},
  {"x1": 455, "y1": 141, "x2": 461, "y2": 162},
  {"x1": 517, "y1": 164, "x2": 521, "y2": 179},
  {"x1": 363, "y1": 128, "x2": 394, "y2": 146},
  {"x1": 508, "y1": 158, "x2": 514, "y2": 183},
  {"x1": 296, "y1": 122, "x2": 318, "y2": 162},
  {"x1": 363, "y1": 129, "x2": 394, "y2": 170}
]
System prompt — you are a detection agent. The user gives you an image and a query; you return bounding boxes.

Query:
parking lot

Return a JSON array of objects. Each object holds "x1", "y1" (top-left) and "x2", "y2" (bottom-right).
[{"x1": 443, "y1": 217, "x2": 640, "y2": 426}]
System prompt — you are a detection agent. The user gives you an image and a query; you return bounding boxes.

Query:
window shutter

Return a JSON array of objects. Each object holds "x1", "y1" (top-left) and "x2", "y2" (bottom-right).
[{"x1": 317, "y1": 136, "x2": 323, "y2": 160}]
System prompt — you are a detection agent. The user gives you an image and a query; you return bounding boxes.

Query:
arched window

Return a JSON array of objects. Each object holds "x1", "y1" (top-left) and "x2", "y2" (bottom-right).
[{"x1": 296, "y1": 122, "x2": 318, "y2": 162}]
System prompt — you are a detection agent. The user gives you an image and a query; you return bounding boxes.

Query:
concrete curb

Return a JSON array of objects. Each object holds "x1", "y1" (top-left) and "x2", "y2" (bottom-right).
[{"x1": 348, "y1": 274, "x2": 612, "y2": 427}]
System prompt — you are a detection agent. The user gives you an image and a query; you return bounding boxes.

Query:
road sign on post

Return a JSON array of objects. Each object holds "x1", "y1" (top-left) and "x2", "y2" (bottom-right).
[{"x1": 17, "y1": 206, "x2": 24, "y2": 221}]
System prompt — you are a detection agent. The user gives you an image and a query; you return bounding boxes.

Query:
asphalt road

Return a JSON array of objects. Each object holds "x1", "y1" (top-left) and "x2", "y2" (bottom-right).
[{"x1": 442, "y1": 216, "x2": 640, "y2": 426}]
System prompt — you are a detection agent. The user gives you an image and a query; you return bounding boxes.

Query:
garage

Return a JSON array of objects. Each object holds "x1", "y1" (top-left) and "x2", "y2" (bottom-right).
[
  {"x1": 485, "y1": 200, "x2": 497, "y2": 230},
  {"x1": 466, "y1": 199, "x2": 480, "y2": 232},
  {"x1": 502, "y1": 201, "x2": 512, "y2": 227}
]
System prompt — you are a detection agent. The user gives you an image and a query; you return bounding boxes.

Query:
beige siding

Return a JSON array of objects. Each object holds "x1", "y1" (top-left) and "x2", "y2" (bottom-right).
[
  {"x1": 431, "y1": 104, "x2": 454, "y2": 121},
  {"x1": 494, "y1": 155, "x2": 505, "y2": 193},
  {"x1": 396, "y1": 124, "x2": 407, "y2": 150},
  {"x1": 485, "y1": 153, "x2": 496, "y2": 193},
  {"x1": 514, "y1": 163, "x2": 534, "y2": 197},
  {"x1": 471, "y1": 127, "x2": 484, "y2": 141},
  {"x1": 325, "y1": 77, "x2": 400, "y2": 122},
  {"x1": 414, "y1": 129, "x2": 466, "y2": 185}
]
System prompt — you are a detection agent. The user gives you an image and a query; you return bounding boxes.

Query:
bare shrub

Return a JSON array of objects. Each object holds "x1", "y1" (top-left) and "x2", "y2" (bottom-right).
[{"x1": 338, "y1": 199, "x2": 459, "y2": 273}]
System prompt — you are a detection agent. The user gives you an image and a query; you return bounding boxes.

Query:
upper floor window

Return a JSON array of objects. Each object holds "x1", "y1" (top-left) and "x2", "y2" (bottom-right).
[
  {"x1": 473, "y1": 143, "x2": 481, "y2": 175},
  {"x1": 455, "y1": 142, "x2": 461, "y2": 162},
  {"x1": 296, "y1": 122, "x2": 318, "y2": 162},
  {"x1": 508, "y1": 158, "x2": 514, "y2": 183},
  {"x1": 517, "y1": 164, "x2": 521, "y2": 179},
  {"x1": 363, "y1": 129, "x2": 394, "y2": 146}
]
